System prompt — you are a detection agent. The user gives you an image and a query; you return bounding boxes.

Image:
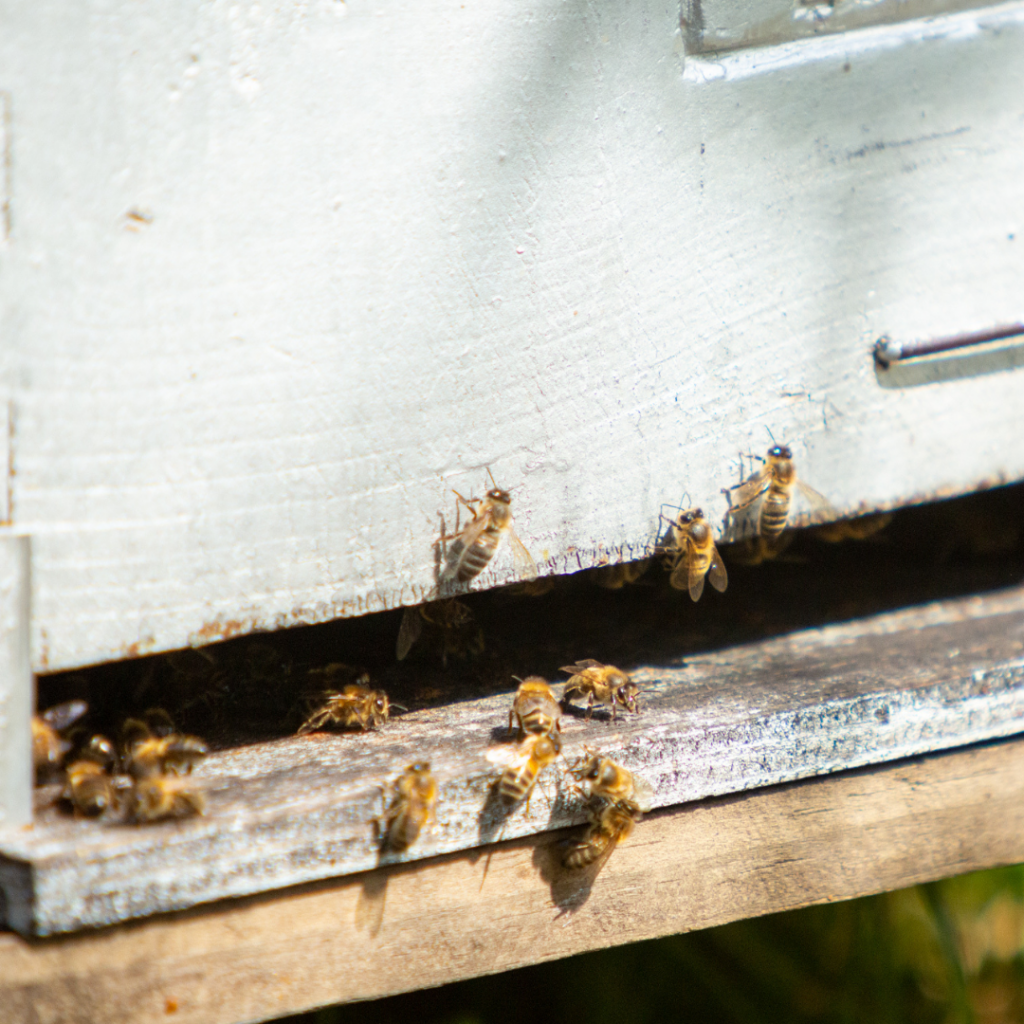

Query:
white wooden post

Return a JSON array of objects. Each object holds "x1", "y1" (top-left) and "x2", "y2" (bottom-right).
[{"x1": 0, "y1": 535, "x2": 31, "y2": 829}]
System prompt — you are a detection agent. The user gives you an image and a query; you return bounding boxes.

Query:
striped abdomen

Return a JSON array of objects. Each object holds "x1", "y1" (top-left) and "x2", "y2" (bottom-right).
[
  {"x1": 759, "y1": 482, "x2": 792, "y2": 538},
  {"x1": 499, "y1": 759, "x2": 539, "y2": 804},
  {"x1": 457, "y1": 525, "x2": 502, "y2": 582}
]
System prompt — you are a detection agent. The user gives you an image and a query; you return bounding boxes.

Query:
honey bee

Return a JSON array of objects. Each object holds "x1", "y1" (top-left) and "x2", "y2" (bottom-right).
[
  {"x1": 726, "y1": 444, "x2": 833, "y2": 540},
  {"x1": 298, "y1": 683, "x2": 396, "y2": 734},
  {"x1": 811, "y1": 511, "x2": 894, "y2": 543},
  {"x1": 662, "y1": 508, "x2": 728, "y2": 601},
  {"x1": 130, "y1": 775, "x2": 206, "y2": 822},
  {"x1": 382, "y1": 762, "x2": 437, "y2": 852},
  {"x1": 395, "y1": 598, "x2": 484, "y2": 664},
  {"x1": 563, "y1": 799, "x2": 642, "y2": 869},
  {"x1": 560, "y1": 661, "x2": 640, "y2": 721},
  {"x1": 588, "y1": 558, "x2": 652, "y2": 590},
  {"x1": 508, "y1": 676, "x2": 562, "y2": 738},
  {"x1": 32, "y1": 699, "x2": 88, "y2": 775},
  {"x1": 61, "y1": 736, "x2": 128, "y2": 817},
  {"x1": 440, "y1": 470, "x2": 537, "y2": 584},
  {"x1": 122, "y1": 711, "x2": 208, "y2": 779},
  {"x1": 569, "y1": 753, "x2": 654, "y2": 812},
  {"x1": 498, "y1": 731, "x2": 561, "y2": 810}
]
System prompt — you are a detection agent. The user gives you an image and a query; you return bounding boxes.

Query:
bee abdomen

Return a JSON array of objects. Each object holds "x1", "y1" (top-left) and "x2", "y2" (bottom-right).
[
  {"x1": 760, "y1": 489, "x2": 790, "y2": 538},
  {"x1": 386, "y1": 812, "x2": 422, "y2": 852},
  {"x1": 564, "y1": 832, "x2": 611, "y2": 869},
  {"x1": 499, "y1": 766, "x2": 533, "y2": 804},
  {"x1": 520, "y1": 709, "x2": 557, "y2": 735},
  {"x1": 457, "y1": 528, "x2": 502, "y2": 582}
]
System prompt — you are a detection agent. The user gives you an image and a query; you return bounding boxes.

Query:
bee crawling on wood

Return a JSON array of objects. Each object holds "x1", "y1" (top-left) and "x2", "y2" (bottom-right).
[
  {"x1": 508, "y1": 676, "x2": 562, "y2": 739},
  {"x1": 130, "y1": 774, "x2": 206, "y2": 823},
  {"x1": 298, "y1": 672, "x2": 400, "y2": 734},
  {"x1": 725, "y1": 443, "x2": 834, "y2": 541},
  {"x1": 660, "y1": 507, "x2": 728, "y2": 602},
  {"x1": 560, "y1": 661, "x2": 640, "y2": 721},
  {"x1": 395, "y1": 598, "x2": 484, "y2": 664},
  {"x1": 61, "y1": 735, "x2": 131, "y2": 818},
  {"x1": 33, "y1": 700, "x2": 89, "y2": 777},
  {"x1": 121, "y1": 710, "x2": 209, "y2": 779},
  {"x1": 568, "y1": 752, "x2": 654, "y2": 812},
  {"x1": 380, "y1": 762, "x2": 438, "y2": 853},
  {"x1": 497, "y1": 731, "x2": 562, "y2": 812},
  {"x1": 563, "y1": 798, "x2": 643, "y2": 869},
  {"x1": 562, "y1": 753, "x2": 653, "y2": 869},
  {"x1": 439, "y1": 469, "x2": 537, "y2": 585}
]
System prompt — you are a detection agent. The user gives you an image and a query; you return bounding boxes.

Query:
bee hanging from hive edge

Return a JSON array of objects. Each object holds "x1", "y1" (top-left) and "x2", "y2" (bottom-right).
[
  {"x1": 439, "y1": 470, "x2": 537, "y2": 585},
  {"x1": 560, "y1": 661, "x2": 641, "y2": 721},
  {"x1": 395, "y1": 598, "x2": 484, "y2": 664},
  {"x1": 661, "y1": 507, "x2": 728, "y2": 601},
  {"x1": 725, "y1": 443, "x2": 834, "y2": 542}
]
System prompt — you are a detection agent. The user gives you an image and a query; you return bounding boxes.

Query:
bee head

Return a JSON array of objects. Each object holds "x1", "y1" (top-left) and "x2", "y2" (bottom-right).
[
  {"x1": 487, "y1": 488, "x2": 511, "y2": 505},
  {"x1": 767, "y1": 444, "x2": 792, "y2": 460},
  {"x1": 616, "y1": 682, "x2": 641, "y2": 714}
]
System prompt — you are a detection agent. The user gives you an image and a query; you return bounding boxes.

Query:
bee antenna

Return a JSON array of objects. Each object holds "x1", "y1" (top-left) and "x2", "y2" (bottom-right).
[
  {"x1": 486, "y1": 466, "x2": 498, "y2": 489},
  {"x1": 390, "y1": 703, "x2": 409, "y2": 713},
  {"x1": 511, "y1": 675, "x2": 524, "y2": 684},
  {"x1": 765, "y1": 426, "x2": 777, "y2": 443}
]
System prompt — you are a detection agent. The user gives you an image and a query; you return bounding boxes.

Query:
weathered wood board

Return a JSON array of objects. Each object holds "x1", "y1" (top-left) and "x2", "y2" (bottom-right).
[
  {"x1": 4, "y1": 736, "x2": 1024, "y2": 1024},
  {"x1": 0, "y1": 0, "x2": 1022, "y2": 671},
  {"x1": 4, "y1": 582, "x2": 1024, "y2": 937}
]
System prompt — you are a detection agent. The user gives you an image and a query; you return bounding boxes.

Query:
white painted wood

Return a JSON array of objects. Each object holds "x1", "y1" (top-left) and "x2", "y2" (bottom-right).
[
  {"x1": 0, "y1": 535, "x2": 31, "y2": 828},
  {"x1": 0, "y1": 1, "x2": 1022, "y2": 670}
]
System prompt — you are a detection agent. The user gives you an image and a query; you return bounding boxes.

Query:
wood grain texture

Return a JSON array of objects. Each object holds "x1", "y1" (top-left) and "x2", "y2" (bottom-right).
[
  {"x1": 0, "y1": 0, "x2": 1021, "y2": 670},
  {"x1": 5, "y1": 583, "x2": 1024, "y2": 936},
  {"x1": 3, "y1": 736, "x2": 1024, "y2": 1024}
]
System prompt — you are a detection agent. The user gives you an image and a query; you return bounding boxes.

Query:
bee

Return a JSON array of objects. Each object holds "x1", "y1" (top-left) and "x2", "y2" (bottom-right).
[
  {"x1": 32, "y1": 699, "x2": 88, "y2": 775},
  {"x1": 298, "y1": 682, "x2": 397, "y2": 734},
  {"x1": 563, "y1": 799, "x2": 642, "y2": 869},
  {"x1": 122, "y1": 711, "x2": 208, "y2": 779},
  {"x1": 726, "y1": 444, "x2": 833, "y2": 540},
  {"x1": 130, "y1": 775, "x2": 206, "y2": 822},
  {"x1": 440, "y1": 470, "x2": 537, "y2": 584},
  {"x1": 382, "y1": 762, "x2": 437, "y2": 852},
  {"x1": 569, "y1": 753, "x2": 654, "y2": 812},
  {"x1": 509, "y1": 676, "x2": 562, "y2": 739},
  {"x1": 662, "y1": 508, "x2": 728, "y2": 601},
  {"x1": 588, "y1": 558, "x2": 652, "y2": 590},
  {"x1": 811, "y1": 511, "x2": 894, "y2": 543},
  {"x1": 395, "y1": 598, "x2": 484, "y2": 664},
  {"x1": 498, "y1": 731, "x2": 561, "y2": 810},
  {"x1": 560, "y1": 661, "x2": 640, "y2": 721},
  {"x1": 61, "y1": 736, "x2": 128, "y2": 818}
]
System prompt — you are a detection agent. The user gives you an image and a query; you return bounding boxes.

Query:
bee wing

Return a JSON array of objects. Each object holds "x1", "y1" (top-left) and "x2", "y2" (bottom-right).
[
  {"x1": 668, "y1": 548, "x2": 690, "y2": 593},
  {"x1": 41, "y1": 699, "x2": 89, "y2": 732},
  {"x1": 726, "y1": 465, "x2": 771, "y2": 511},
  {"x1": 506, "y1": 528, "x2": 538, "y2": 581},
  {"x1": 632, "y1": 776, "x2": 655, "y2": 814},
  {"x1": 687, "y1": 559, "x2": 706, "y2": 602},
  {"x1": 395, "y1": 607, "x2": 423, "y2": 661},
  {"x1": 707, "y1": 545, "x2": 729, "y2": 594},
  {"x1": 439, "y1": 512, "x2": 491, "y2": 582},
  {"x1": 561, "y1": 659, "x2": 602, "y2": 674},
  {"x1": 793, "y1": 479, "x2": 837, "y2": 524}
]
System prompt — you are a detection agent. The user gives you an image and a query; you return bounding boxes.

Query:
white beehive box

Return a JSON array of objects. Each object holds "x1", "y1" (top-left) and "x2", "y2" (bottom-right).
[{"x1": 0, "y1": 0, "x2": 1023, "y2": 823}]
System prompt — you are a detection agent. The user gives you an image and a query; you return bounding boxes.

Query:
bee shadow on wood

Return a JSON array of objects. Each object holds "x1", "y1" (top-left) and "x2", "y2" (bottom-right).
[
  {"x1": 531, "y1": 826, "x2": 609, "y2": 917},
  {"x1": 476, "y1": 780, "x2": 516, "y2": 847},
  {"x1": 354, "y1": 801, "x2": 391, "y2": 938}
]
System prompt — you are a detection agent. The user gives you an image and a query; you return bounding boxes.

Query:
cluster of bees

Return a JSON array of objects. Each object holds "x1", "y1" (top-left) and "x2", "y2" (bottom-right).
[
  {"x1": 304, "y1": 662, "x2": 650, "y2": 868},
  {"x1": 31, "y1": 443, "x2": 871, "y2": 869},
  {"x1": 32, "y1": 701, "x2": 208, "y2": 822}
]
